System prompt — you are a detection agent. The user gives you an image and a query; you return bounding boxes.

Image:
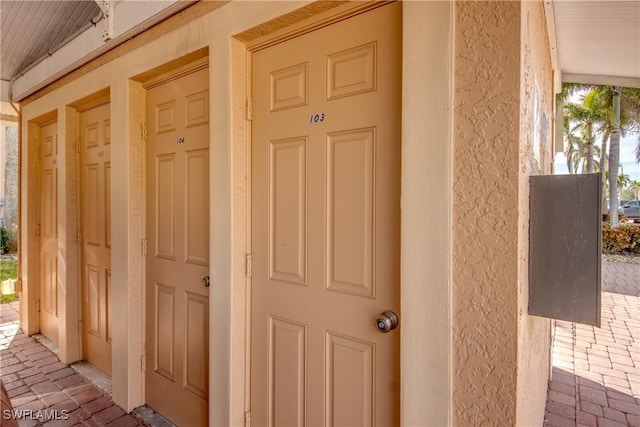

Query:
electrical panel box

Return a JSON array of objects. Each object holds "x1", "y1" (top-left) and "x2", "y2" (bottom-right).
[{"x1": 529, "y1": 173, "x2": 601, "y2": 327}]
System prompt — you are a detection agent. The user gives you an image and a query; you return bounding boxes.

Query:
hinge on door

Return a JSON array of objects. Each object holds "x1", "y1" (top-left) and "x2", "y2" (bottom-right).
[
  {"x1": 76, "y1": 139, "x2": 80, "y2": 154},
  {"x1": 246, "y1": 253, "x2": 252, "y2": 277},
  {"x1": 77, "y1": 229, "x2": 82, "y2": 244},
  {"x1": 246, "y1": 98, "x2": 253, "y2": 121},
  {"x1": 244, "y1": 411, "x2": 251, "y2": 427},
  {"x1": 141, "y1": 123, "x2": 148, "y2": 141},
  {"x1": 36, "y1": 223, "x2": 41, "y2": 237},
  {"x1": 78, "y1": 320, "x2": 83, "y2": 335},
  {"x1": 141, "y1": 354, "x2": 146, "y2": 372},
  {"x1": 142, "y1": 239, "x2": 147, "y2": 257},
  {"x1": 36, "y1": 299, "x2": 40, "y2": 313}
]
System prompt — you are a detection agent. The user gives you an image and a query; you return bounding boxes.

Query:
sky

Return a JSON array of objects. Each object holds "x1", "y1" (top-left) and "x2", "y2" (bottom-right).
[{"x1": 554, "y1": 133, "x2": 640, "y2": 182}]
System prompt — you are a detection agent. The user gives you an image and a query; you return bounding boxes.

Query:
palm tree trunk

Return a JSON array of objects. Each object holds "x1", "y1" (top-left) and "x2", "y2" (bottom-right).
[
  {"x1": 565, "y1": 138, "x2": 575, "y2": 174},
  {"x1": 566, "y1": 154, "x2": 574, "y2": 174},
  {"x1": 600, "y1": 133, "x2": 609, "y2": 212},
  {"x1": 609, "y1": 91, "x2": 621, "y2": 227},
  {"x1": 586, "y1": 121, "x2": 594, "y2": 173}
]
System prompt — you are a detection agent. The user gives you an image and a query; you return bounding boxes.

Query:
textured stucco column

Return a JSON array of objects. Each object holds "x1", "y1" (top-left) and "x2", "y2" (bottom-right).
[
  {"x1": 452, "y1": 1, "x2": 521, "y2": 424},
  {"x1": 516, "y1": 1, "x2": 554, "y2": 424}
]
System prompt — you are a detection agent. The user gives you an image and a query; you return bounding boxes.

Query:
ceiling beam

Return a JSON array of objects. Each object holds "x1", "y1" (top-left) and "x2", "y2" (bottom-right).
[
  {"x1": 1, "y1": 81, "x2": 19, "y2": 121},
  {"x1": 1, "y1": 80, "x2": 10, "y2": 103},
  {"x1": 562, "y1": 73, "x2": 640, "y2": 89},
  {"x1": 543, "y1": 0, "x2": 562, "y2": 94},
  {"x1": 11, "y1": 0, "x2": 196, "y2": 102},
  {"x1": 94, "y1": 0, "x2": 114, "y2": 41}
]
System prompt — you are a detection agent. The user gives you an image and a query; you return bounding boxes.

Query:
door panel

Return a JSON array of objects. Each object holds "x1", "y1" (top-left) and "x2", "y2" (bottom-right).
[
  {"x1": 269, "y1": 317, "x2": 306, "y2": 427},
  {"x1": 251, "y1": 4, "x2": 401, "y2": 426},
  {"x1": 325, "y1": 332, "x2": 374, "y2": 427},
  {"x1": 326, "y1": 128, "x2": 374, "y2": 296},
  {"x1": 80, "y1": 103, "x2": 112, "y2": 376},
  {"x1": 39, "y1": 122, "x2": 58, "y2": 344},
  {"x1": 145, "y1": 65, "x2": 210, "y2": 427},
  {"x1": 269, "y1": 137, "x2": 306, "y2": 284}
]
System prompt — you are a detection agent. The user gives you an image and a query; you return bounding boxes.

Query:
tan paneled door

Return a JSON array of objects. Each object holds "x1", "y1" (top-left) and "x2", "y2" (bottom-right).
[
  {"x1": 80, "y1": 102, "x2": 112, "y2": 376},
  {"x1": 145, "y1": 64, "x2": 210, "y2": 427},
  {"x1": 251, "y1": 3, "x2": 401, "y2": 426},
  {"x1": 39, "y1": 121, "x2": 59, "y2": 344}
]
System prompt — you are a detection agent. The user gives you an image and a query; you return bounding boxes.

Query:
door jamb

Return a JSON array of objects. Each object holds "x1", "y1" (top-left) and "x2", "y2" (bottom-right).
[
  {"x1": 72, "y1": 92, "x2": 111, "y2": 368},
  {"x1": 139, "y1": 54, "x2": 210, "y2": 410},
  {"x1": 234, "y1": 0, "x2": 394, "y2": 417}
]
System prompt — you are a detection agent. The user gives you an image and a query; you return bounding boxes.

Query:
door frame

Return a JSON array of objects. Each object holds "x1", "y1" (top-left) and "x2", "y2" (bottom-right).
[
  {"x1": 139, "y1": 54, "x2": 211, "y2": 415},
  {"x1": 237, "y1": 3, "x2": 394, "y2": 421},
  {"x1": 23, "y1": 107, "x2": 84, "y2": 365},
  {"x1": 243, "y1": 2, "x2": 401, "y2": 422},
  {"x1": 19, "y1": 1, "x2": 454, "y2": 423},
  {"x1": 224, "y1": 1, "x2": 453, "y2": 425},
  {"x1": 75, "y1": 92, "x2": 112, "y2": 375}
]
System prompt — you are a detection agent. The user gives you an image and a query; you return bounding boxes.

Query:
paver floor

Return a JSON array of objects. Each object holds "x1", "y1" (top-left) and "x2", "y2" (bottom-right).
[
  {"x1": 2, "y1": 260, "x2": 638, "y2": 426},
  {"x1": 0, "y1": 301, "x2": 146, "y2": 427},
  {"x1": 544, "y1": 260, "x2": 640, "y2": 427}
]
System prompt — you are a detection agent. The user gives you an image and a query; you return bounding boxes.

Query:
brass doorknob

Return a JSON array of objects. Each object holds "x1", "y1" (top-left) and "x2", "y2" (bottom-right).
[
  {"x1": 202, "y1": 276, "x2": 210, "y2": 287},
  {"x1": 375, "y1": 310, "x2": 399, "y2": 333}
]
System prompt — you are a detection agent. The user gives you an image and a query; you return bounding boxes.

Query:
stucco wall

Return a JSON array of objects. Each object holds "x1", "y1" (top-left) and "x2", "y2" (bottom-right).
[
  {"x1": 452, "y1": 1, "x2": 554, "y2": 424},
  {"x1": 18, "y1": 3, "x2": 457, "y2": 424},
  {"x1": 17, "y1": 0, "x2": 556, "y2": 423},
  {"x1": 452, "y1": 1, "x2": 521, "y2": 424},
  {"x1": 516, "y1": 1, "x2": 554, "y2": 425},
  {"x1": 2, "y1": 125, "x2": 18, "y2": 240}
]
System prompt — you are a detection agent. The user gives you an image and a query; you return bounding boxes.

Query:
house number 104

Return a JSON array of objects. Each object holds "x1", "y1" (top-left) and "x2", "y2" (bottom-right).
[{"x1": 309, "y1": 113, "x2": 325, "y2": 124}]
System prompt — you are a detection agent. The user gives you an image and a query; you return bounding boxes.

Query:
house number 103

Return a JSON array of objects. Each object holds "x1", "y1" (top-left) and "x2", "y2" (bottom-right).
[{"x1": 309, "y1": 113, "x2": 325, "y2": 124}]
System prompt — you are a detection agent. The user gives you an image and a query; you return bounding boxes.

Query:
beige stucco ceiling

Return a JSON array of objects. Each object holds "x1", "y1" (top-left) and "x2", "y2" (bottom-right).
[{"x1": 0, "y1": 0, "x2": 639, "y2": 102}]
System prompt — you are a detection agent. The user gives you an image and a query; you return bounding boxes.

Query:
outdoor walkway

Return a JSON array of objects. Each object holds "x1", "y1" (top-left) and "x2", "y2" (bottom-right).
[
  {"x1": 1, "y1": 260, "x2": 638, "y2": 426},
  {"x1": 0, "y1": 301, "x2": 147, "y2": 427},
  {"x1": 545, "y1": 260, "x2": 640, "y2": 427}
]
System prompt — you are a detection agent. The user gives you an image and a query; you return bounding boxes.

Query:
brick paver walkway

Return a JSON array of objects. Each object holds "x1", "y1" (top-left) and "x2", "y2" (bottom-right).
[
  {"x1": 0, "y1": 301, "x2": 145, "y2": 427},
  {"x1": 2, "y1": 260, "x2": 638, "y2": 426},
  {"x1": 545, "y1": 260, "x2": 640, "y2": 427}
]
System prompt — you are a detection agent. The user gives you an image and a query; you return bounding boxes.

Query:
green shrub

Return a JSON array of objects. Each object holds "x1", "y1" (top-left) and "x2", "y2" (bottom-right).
[
  {"x1": 0, "y1": 293, "x2": 18, "y2": 304},
  {"x1": 0, "y1": 259, "x2": 17, "y2": 282},
  {"x1": 602, "y1": 223, "x2": 640, "y2": 255},
  {"x1": 0, "y1": 228, "x2": 9, "y2": 253}
]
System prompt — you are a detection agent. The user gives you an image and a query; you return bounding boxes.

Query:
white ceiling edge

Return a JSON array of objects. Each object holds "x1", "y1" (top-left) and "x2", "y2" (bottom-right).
[
  {"x1": 542, "y1": 0, "x2": 562, "y2": 94},
  {"x1": 11, "y1": 0, "x2": 195, "y2": 102},
  {"x1": 562, "y1": 73, "x2": 640, "y2": 89}
]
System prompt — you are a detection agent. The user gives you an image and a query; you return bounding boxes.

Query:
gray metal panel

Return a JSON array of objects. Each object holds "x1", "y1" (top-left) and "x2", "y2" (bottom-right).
[{"x1": 529, "y1": 174, "x2": 601, "y2": 327}]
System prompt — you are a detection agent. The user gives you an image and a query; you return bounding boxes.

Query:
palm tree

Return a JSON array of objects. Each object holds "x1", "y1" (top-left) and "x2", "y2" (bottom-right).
[
  {"x1": 564, "y1": 91, "x2": 607, "y2": 174},
  {"x1": 593, "y1": 87, "x2": 640, "y2": 225},
  {"x1": 564, "y1": 130, "x2": 601, "y2": 174},
  {"x1": 561, "y1": 84, "x2": 640, "y2": 226},
  {"x1": 617, "y1": 173, "x2": 631, "y2": 200},
  {"x1": 563, "y1": 114, "x2": 584, "y2": 174},
  {"x1": 599, "y1": 130, "x2": 610, "y2": 211},
  {"x1": 629, "y1": 180, "x2": 640, "y2": 200}
]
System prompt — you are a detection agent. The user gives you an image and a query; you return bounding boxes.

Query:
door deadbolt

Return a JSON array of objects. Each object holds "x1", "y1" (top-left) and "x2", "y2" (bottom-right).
[
  {"x1": 202, "y1": 276, "x2": 210, "y2": 287},
  {"x1": 375, "y1": 310, "x2": 399, "y2": 333}
]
